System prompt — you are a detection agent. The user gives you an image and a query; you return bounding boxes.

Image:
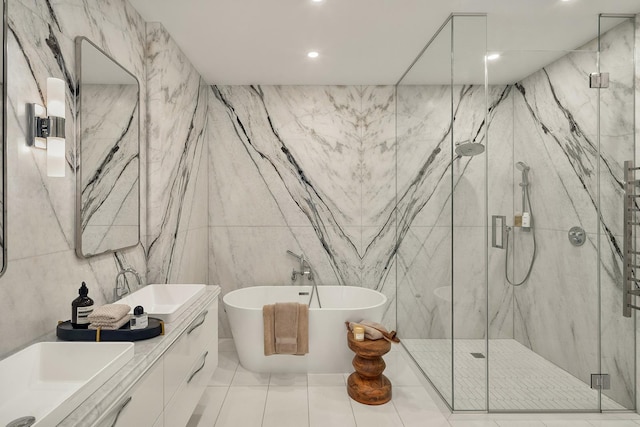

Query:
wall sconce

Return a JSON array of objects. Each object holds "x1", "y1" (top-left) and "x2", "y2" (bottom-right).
[{"x1": 26, "y1": 77, "x2": 66, "y2": 177}]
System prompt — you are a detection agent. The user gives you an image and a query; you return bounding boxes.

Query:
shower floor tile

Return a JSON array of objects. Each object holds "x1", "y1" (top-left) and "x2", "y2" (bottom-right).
[{"x1": 402, "y1": 339, "x2": 626, "y2": 411}]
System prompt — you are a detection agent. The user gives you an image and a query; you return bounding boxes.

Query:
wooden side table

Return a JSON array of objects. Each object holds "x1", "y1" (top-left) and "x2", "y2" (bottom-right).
[{"x1": 346, "y1": 330, "x2": 392, "y2": 405}]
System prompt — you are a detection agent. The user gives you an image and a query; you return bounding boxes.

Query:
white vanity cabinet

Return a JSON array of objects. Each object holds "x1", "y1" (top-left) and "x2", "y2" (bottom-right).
[
  {"x1": 93, "y1": 357, "x2": 164, "y2": 427},
  {"x1": 91, "y1": 294, "x2": 218, "y2": 427},
  {"x1": 164, "y1": 300, "x2": 218, "y2": 426}
]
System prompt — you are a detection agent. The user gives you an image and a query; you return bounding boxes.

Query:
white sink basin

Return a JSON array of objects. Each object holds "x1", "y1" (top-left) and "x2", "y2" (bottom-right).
[
  {"x1": 117, "y1": 284, "x2": 206, "y2": 323},
  {"x1": 0, "y1": 342, "x2": 133, "y2": 427}
]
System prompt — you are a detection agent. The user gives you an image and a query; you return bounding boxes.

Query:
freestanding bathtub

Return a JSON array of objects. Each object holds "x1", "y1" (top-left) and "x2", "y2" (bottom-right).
[{"x1": 223, "y1": 285, "x2": 387, "y2": 373}]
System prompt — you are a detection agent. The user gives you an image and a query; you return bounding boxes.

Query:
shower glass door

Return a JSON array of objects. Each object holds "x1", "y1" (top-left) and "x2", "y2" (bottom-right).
[
  {"x1": 487, "y1": 48, "x2": 601, "y2": 412},
  {"x1": 486, "y1": 13, "x2": 636, "y2": 411},
  {"x1": 598, "y1": 14, "x2": 636, "y2": 411},
  {"x1": 396, "y1": 16, "x2": 454, "y2": 408}
]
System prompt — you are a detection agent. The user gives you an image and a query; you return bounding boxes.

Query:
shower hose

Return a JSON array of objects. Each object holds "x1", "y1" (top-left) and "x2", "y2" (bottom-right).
[{"x1": 505, "y1": 190, "x2": 537, "y2": 286}]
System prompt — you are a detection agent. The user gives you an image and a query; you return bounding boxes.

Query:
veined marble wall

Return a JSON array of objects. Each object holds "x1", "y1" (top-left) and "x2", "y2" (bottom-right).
[
  {"x1": 208, "y1": 85, "x2": 397, "y2": 337},
  {"x1": 146, "y1": 23, "x2": 208, "y2": 286},
  {"x1": 0, "y1": 0, "x2": 147, "y2": 358}
]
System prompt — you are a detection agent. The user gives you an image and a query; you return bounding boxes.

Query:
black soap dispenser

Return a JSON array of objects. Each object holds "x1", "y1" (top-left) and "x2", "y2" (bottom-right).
[{"x1": 71, "y1": 282, "x2": 94, "y2": 329}]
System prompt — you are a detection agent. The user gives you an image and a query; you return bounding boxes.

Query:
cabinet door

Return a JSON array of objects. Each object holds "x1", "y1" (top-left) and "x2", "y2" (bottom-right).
[{"x1": 94, "y1": 359, "x2": 163, "y2": 427}]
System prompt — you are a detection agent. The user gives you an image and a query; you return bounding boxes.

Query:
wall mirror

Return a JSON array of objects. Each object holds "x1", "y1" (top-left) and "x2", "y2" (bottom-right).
[{"x1": 75, "y1": 37, "x2": 140, "y2": 258}]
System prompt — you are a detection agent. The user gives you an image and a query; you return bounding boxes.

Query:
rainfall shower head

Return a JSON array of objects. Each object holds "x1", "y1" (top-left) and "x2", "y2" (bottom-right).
[
  {"x1": 455, "y1": 142, "x2": 485, "y2": 157},
  {"x1": 516, "y1": 161, "x2": 530, "y2": 172}
]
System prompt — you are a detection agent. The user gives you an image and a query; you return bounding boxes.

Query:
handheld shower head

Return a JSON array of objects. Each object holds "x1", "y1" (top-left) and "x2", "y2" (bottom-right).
[{"x1": 516, "y1": 161, "x2": 530, "y2": 172}]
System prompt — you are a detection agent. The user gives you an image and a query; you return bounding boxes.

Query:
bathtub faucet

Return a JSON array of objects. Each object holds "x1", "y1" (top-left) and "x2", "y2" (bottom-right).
[
  {"x1": 286, "y1": 250, "x2": 314, "y2": 282},
  {"x1": 286, "y1": 250, "x2": 322, "y2": 308}
]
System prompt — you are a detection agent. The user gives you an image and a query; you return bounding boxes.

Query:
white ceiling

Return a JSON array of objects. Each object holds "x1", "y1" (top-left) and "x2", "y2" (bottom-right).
[{"x1": 128, "y1": 0, "x2": 640, "y2": 85}]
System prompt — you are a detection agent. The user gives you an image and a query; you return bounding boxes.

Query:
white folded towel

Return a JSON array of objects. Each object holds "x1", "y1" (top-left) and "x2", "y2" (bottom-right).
[
  {"x1": 88, "y1": 304, "x2": 131, "y2": 323},
  {"x1": 89, "y1": 314, "x2": 131, "y2": 330}
]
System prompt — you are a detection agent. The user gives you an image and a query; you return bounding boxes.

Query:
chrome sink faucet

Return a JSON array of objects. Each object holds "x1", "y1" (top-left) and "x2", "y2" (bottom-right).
[
  {"x1": 287, "y1": 250, "x2": 313, "y2": 282},
  {"x1": 114, "y1": 267, "x2": 142, "y2": 301}
]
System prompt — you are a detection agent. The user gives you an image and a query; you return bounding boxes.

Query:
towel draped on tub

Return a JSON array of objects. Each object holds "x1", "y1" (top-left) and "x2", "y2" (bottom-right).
[{"x1": 263, "y1": 302, "x2": 309, "y2": 356}]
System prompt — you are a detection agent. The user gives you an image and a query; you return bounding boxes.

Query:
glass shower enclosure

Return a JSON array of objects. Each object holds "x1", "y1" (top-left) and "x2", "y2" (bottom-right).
[{"x1": 395, "y1": 13, "x2": 636, "y2": 412}]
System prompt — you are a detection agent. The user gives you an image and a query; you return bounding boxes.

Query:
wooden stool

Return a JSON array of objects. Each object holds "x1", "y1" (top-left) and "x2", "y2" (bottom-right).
[{"x1": 346, "y1": 330, "x2": 392, "y2": 405}]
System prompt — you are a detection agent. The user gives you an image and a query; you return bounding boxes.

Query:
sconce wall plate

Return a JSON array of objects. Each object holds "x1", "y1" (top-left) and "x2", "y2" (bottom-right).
[{"x1": 25, "y1": 77, "x2": 66, "y2": 177}]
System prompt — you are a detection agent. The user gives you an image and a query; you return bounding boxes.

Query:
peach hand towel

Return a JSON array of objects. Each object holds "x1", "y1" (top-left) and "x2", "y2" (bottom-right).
[
  {"x1": 295, "y1": 303, "x2": 309, "y2": 355},
  {"x1": 263, "y1": 304, "x2": 276, "y2": 356},
  {"x1": 274, "y1": 302, "x2": 299, "y2": 354},
  {"x1": 263, "y1": 303, "x2": 309, "y2": 356}
]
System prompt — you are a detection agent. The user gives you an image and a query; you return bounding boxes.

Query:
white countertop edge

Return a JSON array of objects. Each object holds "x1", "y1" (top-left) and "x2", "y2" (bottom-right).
[{"x1": 57, "y1": 285, "x2": 221, "y2": 427}]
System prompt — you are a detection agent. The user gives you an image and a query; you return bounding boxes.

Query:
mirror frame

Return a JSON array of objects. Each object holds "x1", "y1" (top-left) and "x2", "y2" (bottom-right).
[
  {"x1": 0, "y1": 0, "x2": 7, "y2": 276},
  {"x1": 74, "y1": 36, "x2": 141, "y2": 258}
]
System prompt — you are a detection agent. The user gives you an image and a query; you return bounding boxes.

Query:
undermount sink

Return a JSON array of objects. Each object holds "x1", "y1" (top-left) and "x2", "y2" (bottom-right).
[
  {"x1": 116, "y1": 284, "x2": 206, "y2": 323},
  {"x1": 0, "y1": 342, "x2": 133, "y2": 427}
]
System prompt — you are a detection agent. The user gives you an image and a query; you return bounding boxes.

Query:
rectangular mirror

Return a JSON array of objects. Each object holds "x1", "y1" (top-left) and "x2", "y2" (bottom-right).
[{"x1": 75, "y1": 37, "x2": 140, "y2": 258}]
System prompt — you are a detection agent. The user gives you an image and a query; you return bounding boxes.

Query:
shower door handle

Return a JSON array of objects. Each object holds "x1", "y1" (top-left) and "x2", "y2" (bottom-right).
[{"x1": 492, "y1": 215, "x2": 507, "y2": 249}]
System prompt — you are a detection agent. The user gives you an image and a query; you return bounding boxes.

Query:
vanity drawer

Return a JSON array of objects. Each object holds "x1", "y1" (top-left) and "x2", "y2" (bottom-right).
[
  {"x1": 164, "y1": 301, "x2": 216, "y2": 406},
  {"x1": 163, "y1": 330, "x2": 190, "y2": 406},
  {"x1": 94, "y1": 359, "x2": 163, "y2": 427},
  {"x1": 186, "y1": 301, "x2": 217, "y2": 358},
  {"x1": 165, "y1": 338, "x2": 218, "y2": 427}
]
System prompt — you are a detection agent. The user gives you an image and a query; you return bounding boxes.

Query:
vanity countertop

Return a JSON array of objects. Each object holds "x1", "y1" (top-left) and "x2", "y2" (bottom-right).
[{"x1": 57, "y1": 285, "x2": 220, "y2": 427}]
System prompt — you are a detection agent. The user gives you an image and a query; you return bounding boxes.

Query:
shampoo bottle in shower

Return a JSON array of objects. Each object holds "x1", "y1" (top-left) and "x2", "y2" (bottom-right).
[{"x1": 71, "y1": 282, "x2": 94, "y2": 329}]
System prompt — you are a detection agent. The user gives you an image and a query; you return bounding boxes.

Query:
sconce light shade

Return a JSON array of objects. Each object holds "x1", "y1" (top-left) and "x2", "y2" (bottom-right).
[
  {"x1": 47, "y1": 78, "x2": 65, "y2": 118},
  {"x1": 47, "y1": 137, "x2": 65, "y2": 177},
  {"x1": 26, "y1": 77, "x2": 66, "y2": 177},
  {"x1": 46, "y1": 78, "x2": 65, "y2": 177}
]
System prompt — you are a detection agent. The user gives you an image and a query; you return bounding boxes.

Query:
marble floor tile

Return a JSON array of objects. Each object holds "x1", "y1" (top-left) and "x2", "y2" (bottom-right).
[
  {"x1": 187, "y1": 386, "x2": 228, "y2": 427},
  {"x1": 494, "y1": 421, "x2": 546, "y2": 427},
  {"x1": 214, "y1": 386, "x2": 268, "y2": 427},
  {"x1": 231, "y1": 364, "x2": 270, "y2": 386},
  {"x1": 269, "y1": 372, "x2": 308, "y2": 386},
  {"x1": 308, "y1": 386, "x2": 356, "y2": 427},
  {"x1": 392, "y1": 386, "x2": 450, "y2": 427},
  {"x1": 449, "y1": 422, "x2": 500, "y2": 427},
  {"x1": 350, "y1": 399, "x2": 404, "y2": 427},
  {"x1": 307, "y1": 373, "x2": 346, "y2": 386},
  {"x1": 587, "y1": 421, "x2": 640, "y2": 427},
  {"x1": 218, "y1": 338, "x2": 237, "y2": 352},
  {"x1": 384, "y1": 351, "x2": 423, "y2": 386},
  {"x1": 208, "y1": 351, "x2": 239, "y2": 386},
  {"x1": 202, "y1": 340, "x2": 640, "y2": 427},
  {"x1": 541, "y1": 422, "x2": 593, "y2": 427},
  {"x1": 262, "y1": 386, "x2": 309, "y2": 427}
]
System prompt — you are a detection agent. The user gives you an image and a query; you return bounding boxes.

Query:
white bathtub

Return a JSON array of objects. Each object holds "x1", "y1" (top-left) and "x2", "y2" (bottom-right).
[{"x1": 223, "y1": 285, "x2": 387, "y2": 373}]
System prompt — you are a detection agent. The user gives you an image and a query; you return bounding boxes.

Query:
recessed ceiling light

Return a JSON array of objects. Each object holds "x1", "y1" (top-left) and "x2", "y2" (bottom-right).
[
  {"x1": 312, "y1": 0, "x2": 323, "y2": 2},
  {"x1": 486, "y1": 53, "x2": 500, "y2": 61},
  {"x1": 307, "y1": 51, "x2": 319, "y2": 58}
]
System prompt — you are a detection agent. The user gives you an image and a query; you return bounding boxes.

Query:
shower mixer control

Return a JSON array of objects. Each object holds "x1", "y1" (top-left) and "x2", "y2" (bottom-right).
[{"x1": 568, "y1": 226, "x2": 586, "y2": 247}]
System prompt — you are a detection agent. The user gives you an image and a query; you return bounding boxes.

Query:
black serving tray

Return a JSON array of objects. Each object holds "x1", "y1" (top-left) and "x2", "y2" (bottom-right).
[{"x1": 56, "y1": 317, "x2": 164, "y2": 342}]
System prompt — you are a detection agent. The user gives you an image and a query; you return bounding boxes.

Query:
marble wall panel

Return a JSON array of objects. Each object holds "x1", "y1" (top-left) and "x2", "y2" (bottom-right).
[
  {"x1": 146, "y1": 23, "x2": 208, "y2": 285},
  {"x1": 208, "y1": 85, "x2": 398, "y2": 334},
  {"x1": 0, "y1": 0, "x2": 147, "y2": 358}
]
